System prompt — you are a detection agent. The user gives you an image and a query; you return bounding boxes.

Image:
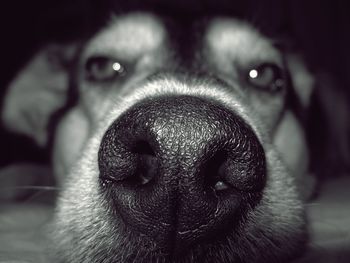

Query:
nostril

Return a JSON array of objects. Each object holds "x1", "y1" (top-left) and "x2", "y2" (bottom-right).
[
  {"x1": 213, "y1": 180, "x2": 230, "y2": 191},
  {"x1": 98, "y1": 133, "x2": 159, "y2": 187},
  {"x1": 202, "y1": 143, "x2": 265, "y2": 194},
  {"x1": 132, "y1": 140, "x2": 155, "y2": 155},
  {"x1": 129, "y1": 140, "x2": 158, "y2": 186},
  {"x1": 202, "y1": 150, "x2": 232, "y2": 193}
]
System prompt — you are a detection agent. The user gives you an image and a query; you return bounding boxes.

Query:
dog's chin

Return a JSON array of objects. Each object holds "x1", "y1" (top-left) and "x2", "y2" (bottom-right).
[
  {"x1": 110, "y1": 230, "x2": 305, "y2": 263},
  {"x1": 113, "y1": 211, "x2": 307, "y2": 263},
  {"x1": 51, "y1": 197, "x2": 307, "y2": 263},
  {"x1": 64, "y1": 226, "x2": 306, "y2": 263}
]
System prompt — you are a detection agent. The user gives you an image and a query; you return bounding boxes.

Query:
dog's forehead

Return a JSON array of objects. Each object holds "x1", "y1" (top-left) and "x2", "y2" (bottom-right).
[
  {"x1": 85, "y1": 12, "x2": 280, "y2": 63},
  {"x1": 205, "y1": 18, "x2": 282, "y2": 65},
  {"x1": 85, "y1": 13, "x2": 166, "y2": 58}
]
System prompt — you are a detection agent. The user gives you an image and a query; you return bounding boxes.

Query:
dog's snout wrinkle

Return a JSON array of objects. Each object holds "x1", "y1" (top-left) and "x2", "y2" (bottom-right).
[{"x1": 98, "y1": 95, "x2": 266, "y2": 254}]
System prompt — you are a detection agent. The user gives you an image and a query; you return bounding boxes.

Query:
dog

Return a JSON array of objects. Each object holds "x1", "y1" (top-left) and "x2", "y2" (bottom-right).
[{"x1": 2, "y1": 8, "x2": 318, "y2": 263}]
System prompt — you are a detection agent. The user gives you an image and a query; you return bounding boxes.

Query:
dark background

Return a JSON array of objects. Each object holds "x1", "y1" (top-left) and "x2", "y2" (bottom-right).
[{"x1": 0, "y1": 0, "x2": 349, "y2": 176}]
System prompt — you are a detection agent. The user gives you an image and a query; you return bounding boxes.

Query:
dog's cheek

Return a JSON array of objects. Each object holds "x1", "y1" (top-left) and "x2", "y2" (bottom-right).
[
  {"x1": 246, "y1": 147, "x2": 307, "y2": 259},
  {"x1": 50, "y1": 125, "x2": 124, "y2": 263},
  {"x1": 273, "y1": 110, "x2": 315, "y2": 199},
  {"x1": 53, "y1": 107, "x2": 90, "y2": 184}
]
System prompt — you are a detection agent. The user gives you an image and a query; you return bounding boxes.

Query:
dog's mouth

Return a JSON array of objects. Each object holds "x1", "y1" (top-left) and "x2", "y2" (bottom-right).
[{"x1": 98, "y1": 95, "x2": 266, "y2": 255}]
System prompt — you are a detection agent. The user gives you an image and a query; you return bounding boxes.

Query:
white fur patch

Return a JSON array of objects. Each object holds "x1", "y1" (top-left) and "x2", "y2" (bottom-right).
[
  {"x1": 84, "y1": 13, "x2": 166, "y2": 60},
  {"x1": 205, "y1": 18, "x2": 282, "y2": 67}
]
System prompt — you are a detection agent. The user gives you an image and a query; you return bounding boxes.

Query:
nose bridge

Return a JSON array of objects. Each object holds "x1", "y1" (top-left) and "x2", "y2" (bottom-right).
[{"x1": 149, "y1": 96, "x2": 222, "y2": 163}]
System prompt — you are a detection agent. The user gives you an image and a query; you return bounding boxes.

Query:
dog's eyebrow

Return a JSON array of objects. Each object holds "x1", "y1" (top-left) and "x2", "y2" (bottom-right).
[
  {"x1": 84, "y1": 13, "x2": 166, "y2": 59},
  {"x1": 205, "y1": 18, "x2": 282, "y2": 66}
]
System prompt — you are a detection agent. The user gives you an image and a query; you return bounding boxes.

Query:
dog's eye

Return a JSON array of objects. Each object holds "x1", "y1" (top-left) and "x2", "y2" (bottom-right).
[
  {"x1": 84, "y1": 56, "x2": 126, "y2": 82},
  {"x1": 247, "y1": 63, "x2": 285, "y2": 92}
]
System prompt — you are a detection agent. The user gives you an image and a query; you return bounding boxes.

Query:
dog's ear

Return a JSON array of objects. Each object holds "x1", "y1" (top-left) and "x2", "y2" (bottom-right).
[
  {"x1": 1, "y1": 43, "x2": 78, "y2": 146},
  {"x1": 286, "y1": 52, "x2": 350, "y2": 177},
  {"x1": 285, "y1": 52, "x2": 315, "y2": 110},
  {"x1": 274, "y1": 53, "x2": 317, "y2": 199},
  {"x1": 308, "y1": 71, "x2": 350, "y2": 177}
]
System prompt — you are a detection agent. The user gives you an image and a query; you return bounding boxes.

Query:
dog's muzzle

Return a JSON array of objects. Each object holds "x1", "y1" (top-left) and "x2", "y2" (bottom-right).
[{"x1": 98, "y1": 95, "x2": 266, "y2": 253}]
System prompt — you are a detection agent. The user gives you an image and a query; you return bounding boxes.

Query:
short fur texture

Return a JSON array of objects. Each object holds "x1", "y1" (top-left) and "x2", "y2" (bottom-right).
[{"x1": 2, "y1": 11, "x2": 315, "y2": 263}]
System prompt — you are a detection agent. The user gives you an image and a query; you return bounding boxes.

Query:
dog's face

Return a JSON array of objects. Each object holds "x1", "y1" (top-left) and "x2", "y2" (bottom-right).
[
  {"x1": 3, "y1": 11, "x2": 315, "y2": 263},
  {"x1": 50, "y1": 12, "x2": 310, "y2": 262}
]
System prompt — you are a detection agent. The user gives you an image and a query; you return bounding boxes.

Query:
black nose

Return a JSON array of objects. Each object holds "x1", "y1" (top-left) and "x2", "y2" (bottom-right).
[{"x1": 98, "y1": 95, "x2": 266, "y2": 254}]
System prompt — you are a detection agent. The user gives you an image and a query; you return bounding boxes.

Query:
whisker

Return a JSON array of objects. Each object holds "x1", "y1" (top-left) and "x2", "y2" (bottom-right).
[
  {"x1": 305, "y1": 202, "x2": 321, "y2": 207},
  {"x1": 0, "y1": 185, "x2": 61, "y2": 191}
]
